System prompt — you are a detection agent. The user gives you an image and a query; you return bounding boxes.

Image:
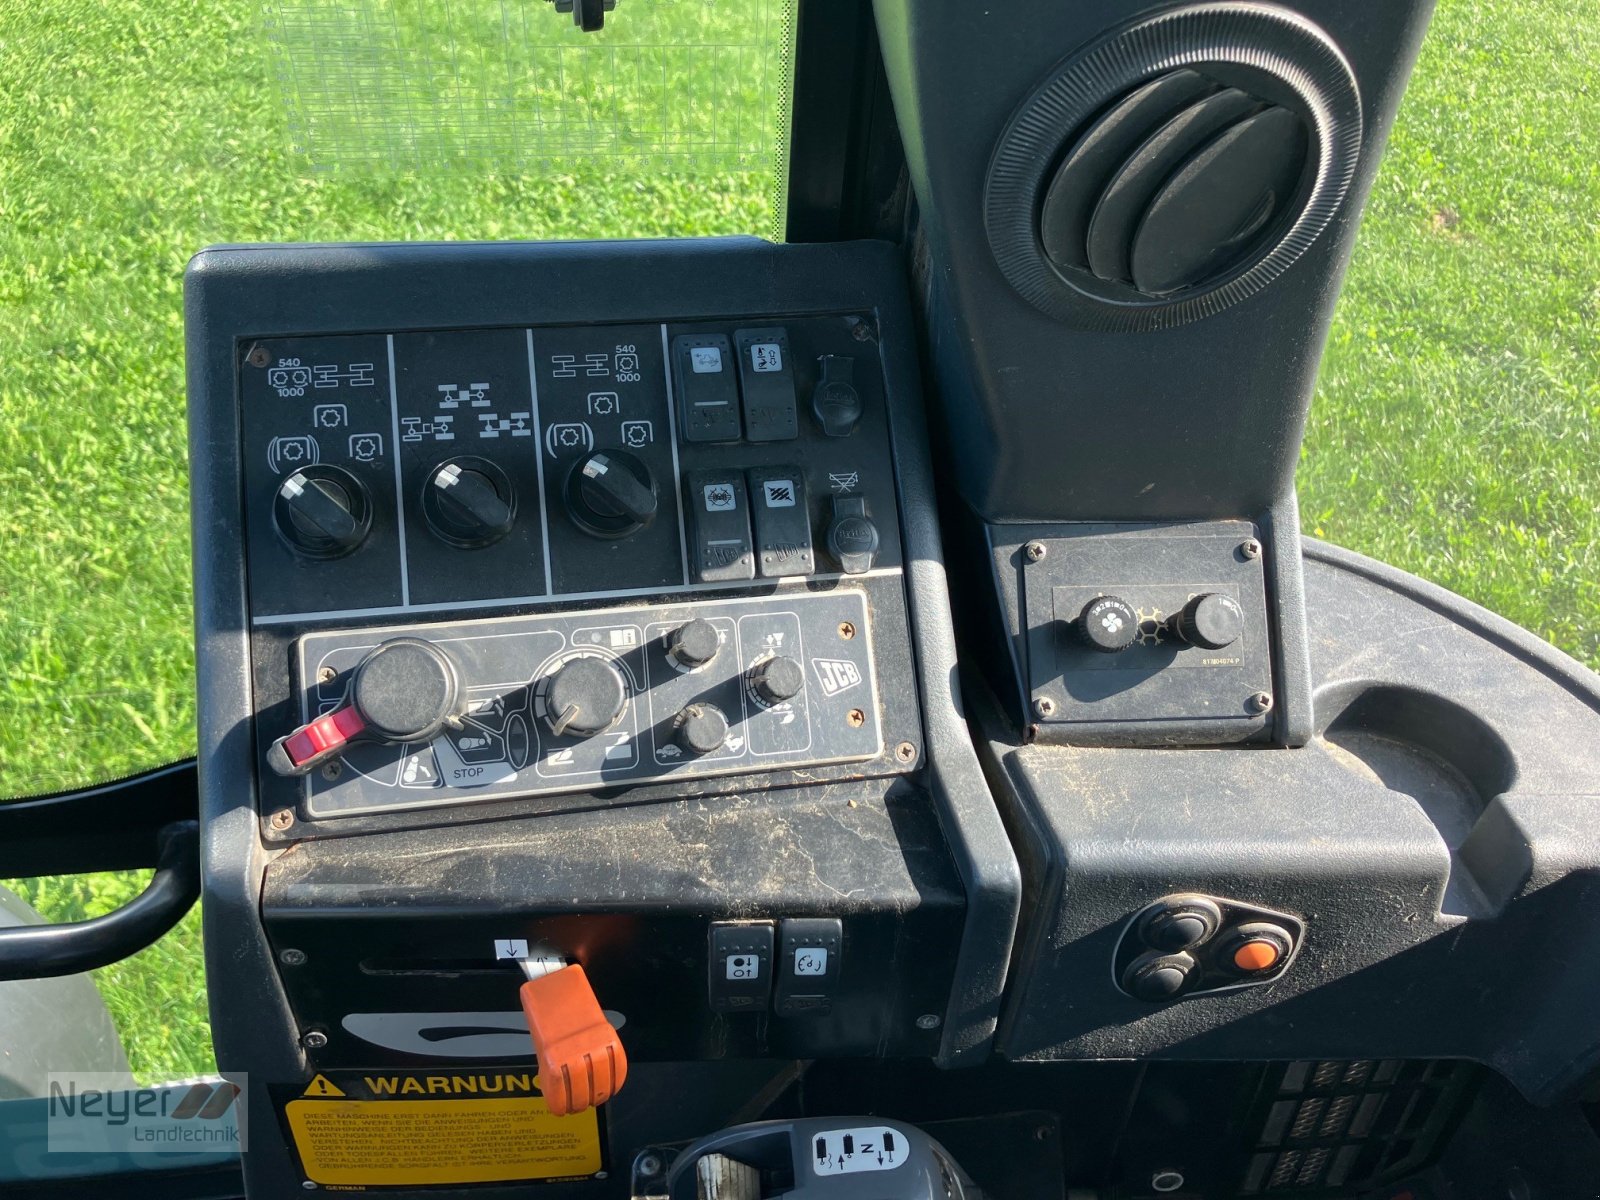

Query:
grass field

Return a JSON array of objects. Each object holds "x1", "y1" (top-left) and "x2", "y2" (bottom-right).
[{"x1": 1, "y1": 0, "x2": 1597, "y2": 1084}]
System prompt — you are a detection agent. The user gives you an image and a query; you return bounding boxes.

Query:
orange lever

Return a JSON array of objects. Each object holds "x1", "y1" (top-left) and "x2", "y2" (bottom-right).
[{"x1": 519, "y1": 964, "x2": 627, "y2": 1117}]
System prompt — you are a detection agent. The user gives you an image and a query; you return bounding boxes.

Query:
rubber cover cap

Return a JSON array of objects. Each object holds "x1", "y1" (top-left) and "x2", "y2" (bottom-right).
[{"x1": 519, "y1": 965, "x2": 627, "y2": 1116}]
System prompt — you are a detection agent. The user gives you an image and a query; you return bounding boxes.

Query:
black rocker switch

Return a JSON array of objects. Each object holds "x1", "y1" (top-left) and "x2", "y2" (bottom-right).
[
  {"x1": 746, "y1": 466, "x2": 815, "y2": 577},
  {"x1": 775, "y1": 918, "x2": 843, "y2": 1015},
  {"x1": 672, "y1": 334, "x2": 742, "y2": 443},
  {"x1": 734, "y1": 327, "x2": 799, "y2": 442},
  {"x1": 708, "y1": 921, "x2": 775, "y2": 1013},
  {"x1": 812, "y1": 355, "x2": 863, "y2": 437}
]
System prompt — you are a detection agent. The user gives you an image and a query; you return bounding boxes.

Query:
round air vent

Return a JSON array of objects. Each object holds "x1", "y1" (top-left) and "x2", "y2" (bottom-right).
[{"x1": 985, "y1": 4, "x2": 1363, "y2": 329}]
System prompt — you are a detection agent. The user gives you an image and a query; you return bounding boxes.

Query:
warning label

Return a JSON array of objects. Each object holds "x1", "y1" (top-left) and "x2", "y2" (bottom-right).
[{"x1": 282, "y1": 1069, "x2": 602, "y2": 1188}]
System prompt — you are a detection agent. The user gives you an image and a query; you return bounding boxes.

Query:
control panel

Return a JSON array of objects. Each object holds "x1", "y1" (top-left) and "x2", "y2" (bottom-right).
[
  {"x1": 241, "y1": 317, "x2": 899, "y2": 622},
  {"x1": 237, "y1": 309, "x2": 920, "y2": 826},
  {"x1": 1009, "y1": 521, "x2": 1274, "y2": 742},
  {"x1": 277, "y1": 591, "x2": 896, "y2": 819}
]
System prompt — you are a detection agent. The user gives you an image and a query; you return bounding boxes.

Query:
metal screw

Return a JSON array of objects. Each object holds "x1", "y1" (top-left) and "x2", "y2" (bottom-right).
[
  {"x1": 321, "y1": 760, "x2": 342, "y2": 781},
  {"x1": 915, "y1": 1013, "x2": 941, "y2": 1030},
  {"x1": 1034, "y1": 697, "x2": 1057, "y2": 718},
  {"x1": 637, "y1": 1153, "x2": 664, "y2": 1177},
  {"x1": 1151, "y1": 1169, "x2": 1185, "y2": 1193},
  {"x1": 269, "y1": 808, "x2": 295, "y2": 831},
  {"x1": 851, "y1": 323, "x2": 874, "y2": 342},
  {"x1": 317, "y1": 666, "x2": 337, "y2": 684},
  {"x1": 302, "y1": 1182, "x2": 318, "y2": 1191},
  {"x1": 846, "y1": 709, "x2": 866, "y2": 728},
  {"x1": 1248, "y1": 691, "x2": 1274, "y2": 714},
  {"x1": 247, "y1": 344, "x2": 271, "y2": 368},
  {"x1": 1024, "y1": 541, "x2": 1048, "y2": 562},
  {"x1": 280, "y1": 948, "x2": 307, "y2": 967},
  {"x1": 838, "y1": 621, "x2": 856, "y2": 640},
  {"x1": 1241, "y1": 538, "x2": 1262, "y2": 560},
  {"x1": 301, "y1": 1030, "x2": 328, "y2": 1050},
  {"x1": 894, "y1": 741, "x2": 918, "y2": 764}
]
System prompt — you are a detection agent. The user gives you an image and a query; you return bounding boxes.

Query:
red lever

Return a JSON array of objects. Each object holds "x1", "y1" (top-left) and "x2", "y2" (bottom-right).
[
  {"x1": 268, "y1": 705, "x2": 367, "y2": 775},
  {"x1": 519, "y1": 965, "x2": 627, "y2": 1117}
]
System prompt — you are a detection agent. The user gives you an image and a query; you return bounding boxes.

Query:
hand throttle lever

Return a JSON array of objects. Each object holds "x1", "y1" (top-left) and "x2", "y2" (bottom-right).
[{"x1": 267, "y1": 637, "x2": 462, "y2": 777}]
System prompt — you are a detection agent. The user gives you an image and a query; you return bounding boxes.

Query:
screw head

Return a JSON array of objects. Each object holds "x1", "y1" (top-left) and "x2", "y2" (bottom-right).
[
  {"x1": 846, "y1": 708, "x2": 866, "y2": 728},
  {"x1": 247, "y1": 345, "x2": 271, "y2": 368},
  {"x1": 279, "y1": 948, "x2": 307, "y2": 967},
  {"x1": 317, "y1": 666, "x2": 337, "y2": 684},
  {"x1": 850, "y1": 322, "x2": 874, "y2": 342},
  {"x1": 838, "y1": 621, "x2": 856, "y2": 640},
  {"x1": 1151, "y1": 1169, "x2": 1185, "y2": 1193},
  {"x1": 894, "y1": 741, "x2": 918, "y2": 764},
  {"x1": 302, "y1": 1182, "x2": 318, "y2": 1191},
  {"x1": 301, "y1": 1030, "x2": 329, "y2": 1050},
  {"x1": 1024, "y1": 541, "x2": 1048, "y2": 562},
  {"x1": 269, "y1": 808, "x2": 295, "y2": 831},
  {"x1": 320, "y1": 760, "x2": 343, "y2": 781},
  {"x1": 915, "y1": 1013, "x2": 941, "y2": 1030},
  {"x1": 636, "y1": 1153, "x2": 664, "y2": 1177},
  {"x1": 1034, "y1": 697, "x2": 1057, "y2": 718},
  {"x1": 1248, "y1": 691, "x2": 1274, "y2": 714},
  {"x1": 1241, "y1": 538, "x2": 1262, "y2": 560}
]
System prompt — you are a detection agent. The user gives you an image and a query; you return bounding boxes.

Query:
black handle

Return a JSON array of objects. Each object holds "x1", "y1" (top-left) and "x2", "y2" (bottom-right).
[{"x1": 0, "y1": 820, "x2": 200, "y2": 981}]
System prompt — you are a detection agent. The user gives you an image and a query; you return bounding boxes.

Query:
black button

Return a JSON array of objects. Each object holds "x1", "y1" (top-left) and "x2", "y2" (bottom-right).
[
  {"x1": 734, "y1": 327, "x2": 799, "y2": 442},
  {"x1": 1137, "y1": 896, "x2": 1222, "y2": 952},
  {"x1": 672, "y1": 334, "x2": 742, "y2": 443},
  {"x1": 1173, "y1": 592, "x2": 1244, "y2": 650},
  {"x1": 709, "y1": 922, "x2": 774, "y2": 1013},
  {"x1": 685, "y1": 470, "x2": 756, "y2": 582},
  {"x1": 1121, "y1": 951, "x2": 1200, "y2": 1002},
  {"x1": 746, "y1": 467, "x2": 814, "y2": 577},
  {"x1": 775, "y1": 918, "x2": 842, "y2": 1016}
]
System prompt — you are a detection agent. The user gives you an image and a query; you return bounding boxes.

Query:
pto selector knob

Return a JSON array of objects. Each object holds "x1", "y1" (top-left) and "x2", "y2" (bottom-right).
[
  {"x1": 667, "y1": 619, "x2": 721, "y2": 670},
  {"x1": 544, "y1": 656, "x2": 627, "y2": 738},
  {"x1": 749, "y1": 656, "x2": 805, "y2": 706},
  {"x1": 423, "y1": 458, "x2": 514, "y2": 546},
  {"x1": 674, "y1": 703, "x2": 729, "y2": 756},
  {"x1": 267, "y1": 637, "x2": 461, "y2": 776},
  {"x1": 565, "y1": 450, "x2": 657, "y2": 539},
  {"x1": 1172, "y1": 592, "x2": 1244, "y2": 650},
  {"x1": 273, "y1": 466, "x2": 371, "y2": 559},
  {"x1": 1077, "y1": 595, "x2": 1139, "y2": 654}
]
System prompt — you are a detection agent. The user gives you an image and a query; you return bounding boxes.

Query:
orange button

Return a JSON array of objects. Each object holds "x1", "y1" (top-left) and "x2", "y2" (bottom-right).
[{"x1": 1232, "y1": 940, "x2": 1281, "y2": 972}]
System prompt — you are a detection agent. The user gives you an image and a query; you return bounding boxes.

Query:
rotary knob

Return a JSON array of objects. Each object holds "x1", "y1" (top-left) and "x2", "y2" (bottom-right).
[
  {"x1": 1171, "y1": 593, "x2": 1244, "y2": 650},
  {"x1": 423, "y1": 458, "x2": 514, "y2": 546},
  {"x1": 267, "y1": 638, "x2": 461, "y2": 776},
  {"x1": 749, "y1": 656, "x2": 805, "y2": 706},
  {"x1": 273, "y1": 466, "x2": 371, "y2": 558},
  {"x1": 674, "y1": 703, "x2": 729, "y2": 756},
  {"x1": 667, "y1": 619, "x2": 721, "y2": 670},
  {"x1": 544, "y1": 656, "x2": 628, "y2": 738},
  {"x1": 565, "y1": 449, "x2": 657, "y2": 539},
  {"x1": 1077, "y1": 595, "x2": 1138, "y2": 654}
]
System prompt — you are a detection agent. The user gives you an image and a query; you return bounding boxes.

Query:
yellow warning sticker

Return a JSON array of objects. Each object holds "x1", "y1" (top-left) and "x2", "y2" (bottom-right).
[{"x1": 284, "y1": 1070, "x2": 602, "y2": 1188}]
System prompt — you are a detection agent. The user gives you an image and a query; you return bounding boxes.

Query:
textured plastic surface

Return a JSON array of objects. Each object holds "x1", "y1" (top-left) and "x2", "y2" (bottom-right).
[{"x1": 987, "y1": 540, "x2": 1600, "y2": 1103}]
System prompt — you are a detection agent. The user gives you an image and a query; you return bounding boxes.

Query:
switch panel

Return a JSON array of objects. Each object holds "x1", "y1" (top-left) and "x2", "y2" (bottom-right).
[
  {"x1": 1019, "y1": 522, "x2": 1273, "y2": 739},
  {"x1": 287, "y1": 590, "x2": 895, "y2": 819},
  {"x1": 238, "y1": 315, "x2": 901, "y2": 622},
  {"x1": 708, "y1": 922, "x2": 775, "y2": 1013}
]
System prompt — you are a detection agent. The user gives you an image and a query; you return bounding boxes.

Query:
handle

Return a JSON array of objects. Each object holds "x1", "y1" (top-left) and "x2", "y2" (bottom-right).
[{"x1": 0, "y1": 820, "x2": 200, "y2": 981}]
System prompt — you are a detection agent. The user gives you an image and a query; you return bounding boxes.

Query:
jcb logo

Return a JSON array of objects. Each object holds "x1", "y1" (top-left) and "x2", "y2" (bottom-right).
[{"x1": 811, "y1": 658, "x2": 862, "y2": 697}]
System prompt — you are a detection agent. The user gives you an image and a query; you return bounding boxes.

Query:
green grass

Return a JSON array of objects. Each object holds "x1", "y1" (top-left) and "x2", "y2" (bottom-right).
[{"x1": 1, "y1": 0, "x2": 1597, "y2": 1085}]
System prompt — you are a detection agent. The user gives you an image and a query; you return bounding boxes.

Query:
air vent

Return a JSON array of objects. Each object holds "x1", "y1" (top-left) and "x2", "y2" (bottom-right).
[
  {"x1": 1039, "y1": 69, "x2": 1311, "y2": 297},
  {"x1": 1238, "y1": 1059, "x2": 1480, "y2": 1195},
  {"x1": 984, "y1": 3, "x2": 1363, "y2": 329}
]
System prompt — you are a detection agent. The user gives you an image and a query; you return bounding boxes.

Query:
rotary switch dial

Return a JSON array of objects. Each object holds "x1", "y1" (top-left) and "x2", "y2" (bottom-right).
[
  {"x1": 565, "y1": 449, "x2": 657, "y2": 539},
  {"x1": 542, "y1": 655, "x2": 628, "y2": 738}
]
